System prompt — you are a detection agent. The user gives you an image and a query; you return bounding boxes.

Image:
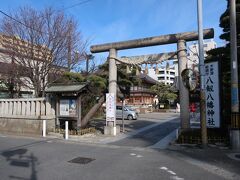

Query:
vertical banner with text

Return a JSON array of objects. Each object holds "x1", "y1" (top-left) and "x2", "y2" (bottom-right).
[
  {"x1": 205, "y1": 61, "x2": 220, "y2": 128},
  {"x1": 106, "y1": 93, "x2": 116, "y2": 122}
]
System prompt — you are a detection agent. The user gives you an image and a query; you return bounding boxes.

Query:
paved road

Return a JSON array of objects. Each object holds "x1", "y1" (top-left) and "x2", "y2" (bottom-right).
[
  {"x1": 0, "y1": 135, "x2": 231, "y2": 180},
  {"x1": 0, "y1": 113, "x2": 238, "y2": 180},
  {"x1": 111, "y1": 117, "x2": 179, "y2": 147},
  {"x1": 110, "y1": 113, "x2": 180, "y2": 147}
]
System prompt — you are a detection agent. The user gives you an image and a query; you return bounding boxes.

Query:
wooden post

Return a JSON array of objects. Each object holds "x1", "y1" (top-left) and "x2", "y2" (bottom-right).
[
  {"x1": 77, "y1": 96, "x2": 81, "y2": 129},
  {"x1": 55, "y1": 96, "x2": 59, "y2": 128}
]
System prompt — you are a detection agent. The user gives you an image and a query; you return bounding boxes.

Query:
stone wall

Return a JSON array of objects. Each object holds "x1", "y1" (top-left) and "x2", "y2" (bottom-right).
[{"x1": 0, "y1": 118, "x2": 55, "y2": 135}]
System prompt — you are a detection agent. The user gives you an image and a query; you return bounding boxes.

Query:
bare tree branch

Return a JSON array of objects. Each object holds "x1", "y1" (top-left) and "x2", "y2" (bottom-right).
[{"x1": 0, "y1": 6, "x2": 87, "y2": 97}]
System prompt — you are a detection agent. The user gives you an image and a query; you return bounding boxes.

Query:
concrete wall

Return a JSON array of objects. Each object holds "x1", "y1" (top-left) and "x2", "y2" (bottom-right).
[{"x1": 0, "y1": 117, "x2": 55, "y2": 135}]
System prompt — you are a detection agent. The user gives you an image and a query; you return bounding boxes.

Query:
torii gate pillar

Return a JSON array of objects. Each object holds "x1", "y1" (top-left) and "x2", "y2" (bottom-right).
[
  {"x1": 109, "y1": 48, "x2": 117, "y2": 103},
  {"x1": 177, "y1": 40, "x2": 190, "y2": 129},
  {"x1": 104, "y1": 48, "x2": 119, "y2": 135}
]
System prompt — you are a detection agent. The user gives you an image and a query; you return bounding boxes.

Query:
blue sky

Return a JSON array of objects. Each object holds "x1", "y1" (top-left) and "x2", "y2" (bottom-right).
[{"x1": 0, "y1": 0, "x2": 227, "y2": 63}]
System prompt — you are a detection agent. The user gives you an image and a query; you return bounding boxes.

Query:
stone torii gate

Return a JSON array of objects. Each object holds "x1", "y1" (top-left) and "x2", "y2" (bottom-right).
[{"x1": 90, "y1": 28, "x2": 214, "y2": 135}]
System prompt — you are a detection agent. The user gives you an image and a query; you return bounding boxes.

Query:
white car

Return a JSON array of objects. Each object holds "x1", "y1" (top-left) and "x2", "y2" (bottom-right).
[{"x1": 116, "y1": 106, "x2": 138, "y2": 120}]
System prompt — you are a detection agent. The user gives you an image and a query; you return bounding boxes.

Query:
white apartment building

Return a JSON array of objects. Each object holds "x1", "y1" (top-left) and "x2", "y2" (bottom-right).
[
  {"x1": 147, "y1": 39, "x2": 217, "y2": 86},
  {"x1": 187, "y1": 39, "x2": 217, "y2": 69},
  {"x1": 147, "y1": 63, "x2": 177, "y2": 85}
]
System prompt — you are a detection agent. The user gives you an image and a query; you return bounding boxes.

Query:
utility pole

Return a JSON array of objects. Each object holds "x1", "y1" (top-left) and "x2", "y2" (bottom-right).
[
  {"x1": 230, "y1": 0, "x2": 240, "y2": 149},
  {"x1": 197, "y1": 0, "x2": 208, "y2": 147},
  {"x1": 85, "y1": 53, "x2": 94, "y2": 74},
  {"x1": 230, "y1": 0, "x2": 239, "y2": 112}
]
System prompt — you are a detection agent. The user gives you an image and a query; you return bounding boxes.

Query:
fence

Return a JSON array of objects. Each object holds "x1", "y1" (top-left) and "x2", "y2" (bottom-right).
[
  {"x1": 0, "y1": 97, "x2": 56, "y2": 135},
  {"x1": 0, "y1": 97, "x2": 55, "y2": 119}
]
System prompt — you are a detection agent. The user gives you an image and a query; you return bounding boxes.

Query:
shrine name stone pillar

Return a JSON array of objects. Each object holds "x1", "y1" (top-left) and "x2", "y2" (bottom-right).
[{"x1": 177, "y1": 40, "x2": 190, "y2": 129}]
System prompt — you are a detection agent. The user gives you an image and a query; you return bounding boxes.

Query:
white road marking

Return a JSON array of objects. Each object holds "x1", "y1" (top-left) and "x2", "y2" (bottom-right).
[
  {"x1": 167, "y1": 170, "x2": 176, "y2": 175},
  {"x1": 130, "y1": 153, "x2": 143, "y2": 158},
  {"x1": 160, "y1": 167, "x2": 183, "y2": 180},
  {"x1": 46, "y1": 140, "x2": 52, "y2": 143},
  {"x1": 160, "y1": 166, "x2": 168, "y2": 170},
  {"x1": 170, "y1": 176, "x2": 184, "y2": 180}
]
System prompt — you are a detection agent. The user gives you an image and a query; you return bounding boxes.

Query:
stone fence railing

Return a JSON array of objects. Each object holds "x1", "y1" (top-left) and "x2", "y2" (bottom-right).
[{"x1": 0, "y1": 97, "x2": 55, "y2": 119}]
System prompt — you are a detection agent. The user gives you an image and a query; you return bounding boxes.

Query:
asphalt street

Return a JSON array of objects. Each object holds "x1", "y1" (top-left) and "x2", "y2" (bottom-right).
[
  {"x1": 111, "y1": 118, "x2": 179, "y2": 147},
  {"x1": 0, "y1": 113, "x2": 239, "y2": 180},
  {"x1": 0, "y1": 135, "x2": 230, "y2": 180}
]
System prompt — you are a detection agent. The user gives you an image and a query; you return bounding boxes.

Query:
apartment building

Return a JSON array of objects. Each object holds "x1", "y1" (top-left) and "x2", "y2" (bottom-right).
[
  {"x1": 0, "y1": 34, "x2": 59, "y2": 98},
  {"x1": 147, "y1": 40, "x2": 217, "y2": 86},
  {"x1": 187, "y1": 39, "x2": 217, "y2": 69}
]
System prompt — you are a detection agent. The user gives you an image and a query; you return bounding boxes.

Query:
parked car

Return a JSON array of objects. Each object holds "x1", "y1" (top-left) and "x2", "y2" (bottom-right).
[{"x1": 116, "y1": 105, "x2": 138, "y2": 120}]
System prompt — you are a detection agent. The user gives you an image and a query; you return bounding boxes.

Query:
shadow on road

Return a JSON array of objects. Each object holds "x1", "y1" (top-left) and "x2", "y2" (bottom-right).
[{"x1": 1, "y1": 146, "x2": 40, "y2": 180}]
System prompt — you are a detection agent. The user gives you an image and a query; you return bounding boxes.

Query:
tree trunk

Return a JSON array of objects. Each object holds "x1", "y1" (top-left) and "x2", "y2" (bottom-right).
[{"x1": 81, "y1": 96, "x2": 105, "y2": 128}]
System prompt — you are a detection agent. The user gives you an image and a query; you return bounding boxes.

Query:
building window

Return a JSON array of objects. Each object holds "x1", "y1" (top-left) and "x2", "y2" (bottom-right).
[
  {"x1": 170, "y1": 72, "x2": 175, "y2": 75},
  {"x1": 158, "y1": 77, "x2": 164, "y2": 80}
]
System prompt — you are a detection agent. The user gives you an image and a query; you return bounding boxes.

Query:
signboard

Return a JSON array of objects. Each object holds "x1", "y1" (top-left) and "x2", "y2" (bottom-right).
[
  {"x1": 69, "y1": 100, "x2": 77, "y2": 116},
  {"x1": 60, "y1": 100, "x2": 69, "y2": 116},
  {"x1": 60, "y1": 99, "x2": 77, "y2": 116},
  {"x1": 106, "y1": 93, "x2": 116, "y2": 121},
  {"x1": 205, "y1": 61, "x2": 220, "y2": 128}
]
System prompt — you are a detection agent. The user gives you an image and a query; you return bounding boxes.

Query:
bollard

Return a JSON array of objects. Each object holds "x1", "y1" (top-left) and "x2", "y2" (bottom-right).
[
  {"x1": 65, "y1": 121, "x2": 69, "y2": 140},
  {"x1": 43, "y1": 120, "x2": 46, "y2": 137}
]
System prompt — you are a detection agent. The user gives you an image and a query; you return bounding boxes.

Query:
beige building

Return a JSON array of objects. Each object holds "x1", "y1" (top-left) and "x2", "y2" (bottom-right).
[{"x1": 0, "y1": 34, "x2": 55, "y2": 98}]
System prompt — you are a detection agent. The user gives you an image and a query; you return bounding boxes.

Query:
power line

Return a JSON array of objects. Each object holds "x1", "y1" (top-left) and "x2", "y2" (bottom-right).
[
  {"x1": 0, "y1": 10, "x2": 47, "y2": 35},
  {"x1": 0, "y1": 0, "x2": 94, "y2": 34},
  {"x1": 63, "y1": 0, "x2": 94, "y2": 10}
]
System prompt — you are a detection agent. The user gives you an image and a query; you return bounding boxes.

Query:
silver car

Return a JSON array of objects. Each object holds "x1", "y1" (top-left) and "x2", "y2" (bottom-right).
[{"x1": 116, "y1": 106, "x2": 138, "y2": 120}]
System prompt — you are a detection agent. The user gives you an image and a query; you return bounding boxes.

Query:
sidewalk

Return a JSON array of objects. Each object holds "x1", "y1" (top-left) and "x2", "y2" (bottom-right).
[{"x1": 167, "y1": 143, "x2": 240, "y2": 179}]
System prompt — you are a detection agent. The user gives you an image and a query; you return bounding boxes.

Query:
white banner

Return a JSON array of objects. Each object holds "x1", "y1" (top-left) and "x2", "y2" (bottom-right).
[
  {"x1": 106, "y1": 93, "x2": 116, "y2": 121},
  {"x1": 205, "y1": 61, "x2": 220, "y2": 128}
]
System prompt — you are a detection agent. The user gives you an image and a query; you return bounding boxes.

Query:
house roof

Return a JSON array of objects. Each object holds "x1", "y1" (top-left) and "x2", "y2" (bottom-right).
[
  {"x1": 139, "y1": 73, "x2": 158, "y2": 85},
  {"x1": 45, "y1": 83, "x2": 87, "y2": 93}
]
